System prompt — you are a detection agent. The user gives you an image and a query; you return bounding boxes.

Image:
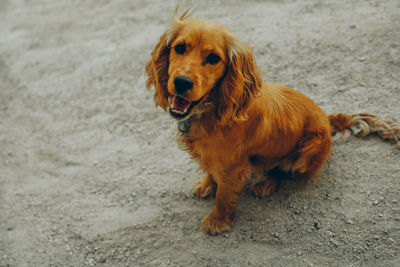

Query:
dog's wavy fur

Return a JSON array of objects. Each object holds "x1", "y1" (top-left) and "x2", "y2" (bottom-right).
[{"x1": 145, "y1": 9, "x2": 400, "y2": 235}]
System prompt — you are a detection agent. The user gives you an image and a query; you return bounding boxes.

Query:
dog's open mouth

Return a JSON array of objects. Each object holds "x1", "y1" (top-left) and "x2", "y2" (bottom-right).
[{"x1": 169, "y1": 95, "x2": 201, "y2": 120}]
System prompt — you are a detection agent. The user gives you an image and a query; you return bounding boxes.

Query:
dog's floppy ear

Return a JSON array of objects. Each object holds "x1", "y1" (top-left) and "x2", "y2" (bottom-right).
[
  {"x1": 215, "y1": 40, "x2": 263, "y2": 125},
  {"x1": 145, "y1": 7, "x2": 191, "y2": 110},
  {"x1": 145, "y1": 32, "x2": 170, "y2": 110}
]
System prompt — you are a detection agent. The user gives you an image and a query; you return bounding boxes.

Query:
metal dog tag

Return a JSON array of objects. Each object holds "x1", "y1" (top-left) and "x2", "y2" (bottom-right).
[{"x1": 178, "y1": 120, "x2": 191, "y2": 134}]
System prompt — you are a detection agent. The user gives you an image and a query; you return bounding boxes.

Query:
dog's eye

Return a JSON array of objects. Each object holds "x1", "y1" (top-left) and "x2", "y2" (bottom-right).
[
  {"x1": 205, "y1": 53, "x2": 221, "y2": 64},
  {"x1": 174, "y1": 44, "x2": 186, "y2": 55}
]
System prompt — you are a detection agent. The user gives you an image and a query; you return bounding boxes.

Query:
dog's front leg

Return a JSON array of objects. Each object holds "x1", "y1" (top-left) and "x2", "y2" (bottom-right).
[
  {"x1": 192, "y1": 174, "x2": 217, "y2": 198},
  {"x1": 201, "y1": 164, "x2": 250, "y2": 235}
]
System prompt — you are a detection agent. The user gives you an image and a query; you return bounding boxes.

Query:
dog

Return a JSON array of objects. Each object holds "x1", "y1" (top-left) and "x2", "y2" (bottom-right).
[{"x1": 145, "y1": 9, "x2": 400, "y2": 235}]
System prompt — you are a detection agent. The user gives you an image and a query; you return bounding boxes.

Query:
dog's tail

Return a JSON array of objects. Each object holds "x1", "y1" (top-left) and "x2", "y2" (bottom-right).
[{"x1": 328, "y1": 113, "x2": 400, "y2": 149}]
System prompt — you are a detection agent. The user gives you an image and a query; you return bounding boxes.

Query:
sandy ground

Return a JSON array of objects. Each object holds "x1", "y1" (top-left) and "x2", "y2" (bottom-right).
[{"x1": 1, "y1": 0, "x2": 400, "y2": 266}]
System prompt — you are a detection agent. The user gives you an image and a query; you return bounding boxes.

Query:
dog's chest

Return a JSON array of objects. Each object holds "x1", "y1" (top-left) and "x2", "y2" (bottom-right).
[{"x1": 183, "y1": 129, "x2": 235, "y2": 167}]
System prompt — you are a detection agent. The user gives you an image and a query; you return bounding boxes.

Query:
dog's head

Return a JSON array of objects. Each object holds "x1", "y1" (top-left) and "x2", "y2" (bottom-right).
[{"x1": 145, "y1": 9, "x2": 263, "y2": 125}]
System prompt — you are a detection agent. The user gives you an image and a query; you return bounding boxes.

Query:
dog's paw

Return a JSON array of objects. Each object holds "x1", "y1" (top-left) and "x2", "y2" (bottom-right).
[
  {"x1": 251, "y1": 179, "x2": 278, "y2": 197},
  {"x1": 191, "y1": 176, "x2": 215, "y2": 199},
  {"x1": 201, "y1": 213, "x2": 230, "y2": 235}
]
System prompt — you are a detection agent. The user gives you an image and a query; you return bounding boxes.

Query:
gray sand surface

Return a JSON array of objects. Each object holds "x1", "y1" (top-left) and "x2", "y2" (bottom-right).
[{"x1": 1, "y1": 0, "x2": 399, "y2": 266}]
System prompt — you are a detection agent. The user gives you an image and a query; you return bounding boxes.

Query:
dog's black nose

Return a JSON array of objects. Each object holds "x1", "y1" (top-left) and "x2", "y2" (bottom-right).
[{"x1": 174, "y1": 75, "x2": 193, "y2": 95}]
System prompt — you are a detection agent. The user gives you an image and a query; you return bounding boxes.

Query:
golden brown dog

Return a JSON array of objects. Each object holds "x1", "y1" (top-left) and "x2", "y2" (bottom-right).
[{"x1": 145, "y1": 9, "x2": 400, "y2": 235}]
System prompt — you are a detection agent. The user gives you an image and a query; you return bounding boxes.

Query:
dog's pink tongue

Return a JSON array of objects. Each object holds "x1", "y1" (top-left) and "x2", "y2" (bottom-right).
[{"x1": 172, "y1": 96, "x2": 191, "y2": 111}]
